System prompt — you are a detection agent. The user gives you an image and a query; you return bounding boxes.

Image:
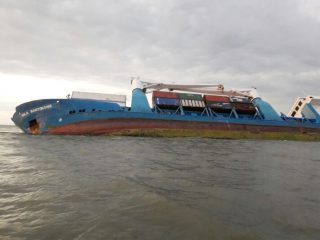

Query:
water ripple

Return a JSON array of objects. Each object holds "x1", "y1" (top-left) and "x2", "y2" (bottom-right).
[{"x1": 0, "y1": 125, "x2": 319, "y2": 239}]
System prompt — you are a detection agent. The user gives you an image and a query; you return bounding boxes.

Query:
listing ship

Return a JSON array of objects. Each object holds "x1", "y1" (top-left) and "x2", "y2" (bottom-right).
[{"x1": 12, "y1": 78, "x2": 320, "y2": 140}]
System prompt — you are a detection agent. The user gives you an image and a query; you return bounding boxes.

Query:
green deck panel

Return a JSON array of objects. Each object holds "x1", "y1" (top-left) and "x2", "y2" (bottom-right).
[{"x1": 178, "y1": 93, "x2": 203, "y2": 101}]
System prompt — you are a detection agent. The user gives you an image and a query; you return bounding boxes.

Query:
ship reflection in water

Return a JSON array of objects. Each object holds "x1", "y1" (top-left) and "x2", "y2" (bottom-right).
[{"x1": 0, "y1": 125, "x2": 319, "y2": 240}]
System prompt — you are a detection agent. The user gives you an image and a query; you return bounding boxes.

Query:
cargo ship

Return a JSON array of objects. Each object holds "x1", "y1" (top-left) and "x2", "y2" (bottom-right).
[{"x1": 12, "y1": 78, "x2": 320, "y2": 140}]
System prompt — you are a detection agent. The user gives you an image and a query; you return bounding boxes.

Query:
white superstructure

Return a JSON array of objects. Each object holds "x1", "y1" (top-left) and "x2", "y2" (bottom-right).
[
  {"x1": 71, "y1": 91, "x2": 126, "y2": 106},
  {"x1": 288, "y1": 96, "x2": 320, "y2": 117}
]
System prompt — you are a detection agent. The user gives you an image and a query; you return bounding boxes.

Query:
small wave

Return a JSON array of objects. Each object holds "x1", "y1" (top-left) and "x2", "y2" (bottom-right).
[{"x1": 0, "y1": 124, "x2": 22, "y2": 131}]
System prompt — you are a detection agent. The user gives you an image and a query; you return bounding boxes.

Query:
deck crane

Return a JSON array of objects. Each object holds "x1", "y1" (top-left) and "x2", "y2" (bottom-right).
[{"x1": 131, "y1": 77, "x2": 258, "y2": 98}]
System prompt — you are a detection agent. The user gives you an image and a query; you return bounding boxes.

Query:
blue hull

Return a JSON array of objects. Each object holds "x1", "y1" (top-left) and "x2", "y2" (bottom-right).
[{"x1": 12, "y1": 98, "x2": 320, "y2": 137}]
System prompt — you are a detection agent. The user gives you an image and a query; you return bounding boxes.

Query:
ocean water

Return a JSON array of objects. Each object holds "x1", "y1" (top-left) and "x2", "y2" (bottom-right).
[{"x1": 0, "y1": 125, "x2": 319, "y2": 240}]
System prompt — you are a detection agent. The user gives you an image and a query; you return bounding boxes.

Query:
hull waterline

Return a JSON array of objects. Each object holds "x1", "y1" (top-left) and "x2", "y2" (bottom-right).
[{"x1": 45, "y1": 118, "x2": 320, "y2": 141}]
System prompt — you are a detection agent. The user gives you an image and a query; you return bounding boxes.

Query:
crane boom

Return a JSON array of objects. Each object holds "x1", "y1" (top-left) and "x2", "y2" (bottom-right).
[{"x1": 131, "y1": 77, "x2": 258, "y2": 98}]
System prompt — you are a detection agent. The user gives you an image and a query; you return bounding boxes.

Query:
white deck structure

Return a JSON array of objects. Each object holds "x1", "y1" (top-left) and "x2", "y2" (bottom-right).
[
  {"x1": 71, "y1": 91, "x2": 126, "y2": 106},
  {"x1": 288, "y1": 96, "x2": 320, "y2": 117}
]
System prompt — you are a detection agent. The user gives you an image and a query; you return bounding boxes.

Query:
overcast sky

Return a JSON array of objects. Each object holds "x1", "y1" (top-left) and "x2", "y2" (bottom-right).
[{"x1": 1, "y1": 0, "x2": 320, "y2": 124}]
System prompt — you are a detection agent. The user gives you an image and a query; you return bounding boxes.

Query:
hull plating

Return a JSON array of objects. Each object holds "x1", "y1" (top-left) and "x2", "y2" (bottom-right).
[{"x1": 46, "y1": 118, "x2": 320, "y2": 140}]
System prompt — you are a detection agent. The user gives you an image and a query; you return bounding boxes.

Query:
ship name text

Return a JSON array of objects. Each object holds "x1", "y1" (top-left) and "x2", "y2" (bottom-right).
[{"x1": 21, "y1": 104, "x2": 53, "y2": 117}]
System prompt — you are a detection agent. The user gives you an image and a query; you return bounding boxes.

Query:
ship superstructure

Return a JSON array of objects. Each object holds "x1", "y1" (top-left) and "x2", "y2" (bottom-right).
[{"x1": 288, "y1": 96, "x2": 320, "y2": 120}]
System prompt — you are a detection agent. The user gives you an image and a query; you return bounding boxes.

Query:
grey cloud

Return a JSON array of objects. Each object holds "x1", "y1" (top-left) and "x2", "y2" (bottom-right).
[{"x1": 0, "y1": 0, "x2": 320, "y2": 109}]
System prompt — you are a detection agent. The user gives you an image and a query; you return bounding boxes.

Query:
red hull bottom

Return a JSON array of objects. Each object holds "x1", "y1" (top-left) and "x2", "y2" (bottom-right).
[{"x1": 47, "y1": 119, "x2": 320, "y2": 140}]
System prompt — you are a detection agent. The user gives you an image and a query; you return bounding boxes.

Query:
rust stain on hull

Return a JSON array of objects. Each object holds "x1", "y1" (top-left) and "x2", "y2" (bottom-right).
[{"x1": 46, "y1": 118, "x2": 320, "y2": 140}]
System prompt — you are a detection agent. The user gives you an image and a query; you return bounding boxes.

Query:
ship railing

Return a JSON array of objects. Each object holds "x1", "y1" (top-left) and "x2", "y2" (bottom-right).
[
  {"x1": 154, "y1": 102, "x2": 263, "y2": 120},
  {"x1": 154, "y1": 104, "x2": 182, "y2": 115},
  {"x1": 201, "y1": 108, "x2": 212, "y2": 117}
]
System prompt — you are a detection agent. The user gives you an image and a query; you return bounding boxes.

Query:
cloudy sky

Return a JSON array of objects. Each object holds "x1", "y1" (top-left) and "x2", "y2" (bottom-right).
[{"x1": 1, "y1": 0, "x2": 320, "y2": 124}]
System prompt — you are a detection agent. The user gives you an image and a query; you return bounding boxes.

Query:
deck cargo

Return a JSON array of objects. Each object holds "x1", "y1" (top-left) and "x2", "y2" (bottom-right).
[
  {"x1": 154, "y1": 98, "x2": 180, "y2": 107},
  {"x1": 180, "y1": 99, "x2": 205, "y2": 108},
  {"x1": 153, "y1": 91, "x2": 179, "y2": 99},
  {"x1": 203, "y1": 95, "x2": 230, "y2": 103},
  {"x1": 206, "y1": 102, "x2": 232, "y2": 110},
  {"x1": 232, "y1": 102, "x2": 256, "y2": 114},
  {"x1": 178, "y1": 93, "x2": 203, "y2": 101}
]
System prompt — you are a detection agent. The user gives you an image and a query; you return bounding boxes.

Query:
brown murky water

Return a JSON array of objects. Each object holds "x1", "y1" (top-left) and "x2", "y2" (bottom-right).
[{"x1": 0, "y1": 125, "x2": 319, "y2": 239}]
